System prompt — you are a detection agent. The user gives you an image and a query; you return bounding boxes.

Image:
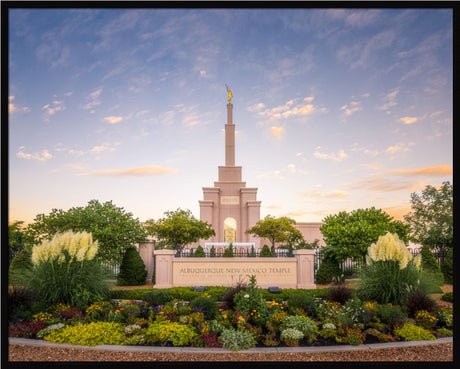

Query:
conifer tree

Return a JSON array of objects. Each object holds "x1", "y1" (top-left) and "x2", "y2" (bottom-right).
[{"x1": 117, "y1": 246, "x2": 147, "y2": 286}]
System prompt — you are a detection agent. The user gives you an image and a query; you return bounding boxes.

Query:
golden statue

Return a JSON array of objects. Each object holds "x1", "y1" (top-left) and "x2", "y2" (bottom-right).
[{"x1": 225, "y1": 84, "x2": 232, "y2": 103}]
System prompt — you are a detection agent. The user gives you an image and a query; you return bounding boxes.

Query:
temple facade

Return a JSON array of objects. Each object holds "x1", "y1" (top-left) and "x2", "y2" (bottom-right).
[{"x1": 198, "y1": 99, "x2": 262, "y2": 249}]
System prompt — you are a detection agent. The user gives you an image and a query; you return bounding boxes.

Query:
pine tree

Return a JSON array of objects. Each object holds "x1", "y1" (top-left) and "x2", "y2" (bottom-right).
[
  {"x1": 194, "y1": 245, "x2": 206, "y2": 257},
  {"x1": 259, "y1": 245, "x2": 273, "y2": 257},
  {"x1": 117, "y1": 247, "x2": 147, "y2": 286}
]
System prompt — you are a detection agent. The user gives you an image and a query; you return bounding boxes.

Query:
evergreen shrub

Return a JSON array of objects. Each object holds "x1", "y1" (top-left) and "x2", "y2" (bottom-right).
[
  {"x1": 315, "y1": 256, "x2": 342, "y2": 284},
  {"x1": 117, "y1": 246, "x2": 148, "y2": 286},
  {"x1": 222, "y1": 244, "x2": 234, "y2": 257},
  {"x1": 8, "y1": 249, "x2": 33, "y2": 286},
  {"x1": 194, "y1": 245, "x2": 206, "y2": 257},
  {"x1": 259, "y1": 245, "x2": 273, "y2": 257},
  {"x1": 142, "y1": 290, "x2": 172, "y2": 305},
  {"x1": 441, "y1": 248, "x2": 453, "y2": 284}
]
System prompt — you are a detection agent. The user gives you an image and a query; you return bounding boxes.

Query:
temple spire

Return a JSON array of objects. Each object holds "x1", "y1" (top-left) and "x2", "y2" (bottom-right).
[{"x1": 225, "y1": 87, "x2": 235, "y2": 166}]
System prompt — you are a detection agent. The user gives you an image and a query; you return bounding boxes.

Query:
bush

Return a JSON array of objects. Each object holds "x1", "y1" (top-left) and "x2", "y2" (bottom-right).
[
  {"x1": 142, "y1": 290, "x2": 172, "y2": 305},
  {"x1": 315, "y1": 255, "x2": 342, "y2": 284},
  {"x1": 377, "y1": 303, "x2": 407, "y2": 329},
  {"x1": 327, "y1": 286, "x2": 354, "y2": 304},
  {"x1": 403, "y1": 289, "x2": 436, "y2": 317},
  {"x1": 393, "y1": 322, "x2": 436, "y2": 341},
  {"x1": 145, "y1": 320, "x2": 197, "y2": 346},
  {"x1": 280, "y1": 328, "x2": 304, "y2": 346},
  {"x1": 420, "y1": 246, "x2": 441, "y2": 273},
  {"x1": 281, "y1": 315, "x2": 318, "y2": 342},
  {"x1": 210, "y1": 246, "x2": 216, "y2": 257},
  {"x1": 190, "y1": 295, "x2": 218, "y2": 320},
  {"x1": 222, "y1": 244, "x2": 234, "y2": 257},
  {"x1": 287, "y1": 292, "x2": 316, "y2": 316},
  {"x1": 441, "y1": 292, "x2": 453, "y2": 303},
  {"x1": 27, "y1": 231, "x2": 110, "y2": 308},
  {"x1": 9, "y1": 249, "x2": 34, "y2": 286},
  {"x1": 8, "y1": 286, "x2": 38, "y2": 321},
  {"x1": 219, "y1": 328, "x2": 257, "y2": 351},
  {"x1": 117, "y1": 247, "x2": 148, "y2": 286},
  {"x1": 222, "y1": 281, "x2": 247, "y2": 310},
  {"x1": 45, "y1": 322, "x2": 125, "y2": 346},
  {"x1": 441, "y1": 248, "x2": 453, "y2": 284},
  {"x1": 194, "y1": 245, "x2": 206, "y2": 257},
  {"x1": 259, "y1": 245, "x2": 273, "y2": 257}
]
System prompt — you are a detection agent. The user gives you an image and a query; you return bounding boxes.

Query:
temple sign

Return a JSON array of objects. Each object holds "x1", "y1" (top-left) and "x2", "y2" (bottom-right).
[{"x1": 225, "y1": 84, "x2": 232, "y2": 103}]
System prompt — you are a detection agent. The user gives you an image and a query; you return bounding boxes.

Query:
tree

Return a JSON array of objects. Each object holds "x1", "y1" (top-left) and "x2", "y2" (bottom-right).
[
  {"x1": 404, "y1": 181, "x2": 453, "y2": 253},
  {"x1": 320, "y1": 207, "x2": 410, "y2": 263},
  {"x1": 117, "y1": 246, "x2": 148, "y2": 286},
  {"x1": 144, "y1": 208, "x2": 215, "y2": 253},
  {"x1": 245, "y1": 215, "x2": 303, "y2": 249},
  {"x1": 24, "y1": 200, "x2": 148, "y2": 266},
  {"x1": 8, "y1": 221, "x2": 26, "y2": 264}
]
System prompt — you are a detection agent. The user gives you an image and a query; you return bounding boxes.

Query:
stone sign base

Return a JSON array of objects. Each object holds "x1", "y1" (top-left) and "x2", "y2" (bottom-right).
[{"x1": 153, "y1": 249, "x2": 316, "y2": 289}]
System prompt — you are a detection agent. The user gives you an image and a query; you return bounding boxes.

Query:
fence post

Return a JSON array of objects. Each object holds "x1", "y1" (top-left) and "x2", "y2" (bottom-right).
[
  {"x1": 153, "y1": 249, "x2": 175, "y2": 288},
  {"x1": 294, "y1": 249, "x2": 316, "y2": 289}
]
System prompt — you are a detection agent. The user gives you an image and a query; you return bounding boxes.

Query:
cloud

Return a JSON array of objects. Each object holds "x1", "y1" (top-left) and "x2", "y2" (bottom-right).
[
  {"x1": 287, "y1": 164, "x2": 296, "y2": 174},
  {"x1": 341, "y1": 100, "x2": 362, "y2": 116},
  {"x1": 400, "y1": 116, "x2": 418, "y2": 124},
  {"x1": 83, "y1": 88, "x2": 103, "y2": 110},
  {"x1": 9, "y1": 96, "x2": 30, "y2": 113},
  {"x1": 373, "y1": 165, "x2": 452, "y2": 177},
  {"x1": 270, "y1": 126, "x2": 285, "y2": 139},
  {"x1": 90, "y1": 143, "x2": 116, "y2": 154},
  {"x1": 17, "y1": 147, "x2": 53, "y2": 161},
  {"x1": 314, "y1": 149, "x2": 348, "y2": 162},
  {"x1": 385, "y1": 143, "x2": 412, "y2": 155},
  {"x1": 42, "y1": 100, "x2": 65, "y2": 118},
  {"x1": 247, "y1": 102, "x2": 266, "y2": 112},
  {"x1": 78, "y1": 164, "x2": 178, "y2": 177},
  {"x1": 104, "y1": 116, "x2": 123, "y2": 124},
  {"x1": 379, "y1": 89, "x2": 399, "y2": 111},
  {"x1": 298, "y1": 189, "x2": 350, "y2": 199},
  {"x1": 345, "y1": 177, "x2": 426, "y2": 193}
]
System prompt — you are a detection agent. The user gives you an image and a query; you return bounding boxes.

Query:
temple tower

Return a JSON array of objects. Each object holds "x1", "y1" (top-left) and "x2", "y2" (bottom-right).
[{"x1": 199, "y1": 90, "x2": 261, "y2": 248}]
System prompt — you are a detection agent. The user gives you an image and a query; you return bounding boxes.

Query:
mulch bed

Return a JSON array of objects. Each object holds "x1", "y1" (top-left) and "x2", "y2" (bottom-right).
[{"x1": 8, "y1": 342, "x2": 453, "y2": 362}]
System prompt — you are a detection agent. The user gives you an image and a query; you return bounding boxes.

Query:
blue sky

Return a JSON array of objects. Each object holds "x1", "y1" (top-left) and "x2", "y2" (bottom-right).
[{"x1": 8, "y1": 8, "x2": 453, "y2": 225}]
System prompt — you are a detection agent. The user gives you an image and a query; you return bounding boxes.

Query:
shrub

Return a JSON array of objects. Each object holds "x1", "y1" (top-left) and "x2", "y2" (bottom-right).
[
  {"x1": 9, "y1": 321, "x2": 48, "y2": 338},
  {"x1": 287, "y1": 292, "x2": 316, "y2": 316},
  {"x1": 441, "y1": 248, "x2": 453, "y2": 284},
  {"x1": 219, "y1": 328, "x2": 257, "y2": 351},
  {"x1": 142, "y1": 290, "x2": 172, "y2": 305},
  {"x1": 222, "y1": 281, "x2": 247, "y2": 310},
  {"x1": 436, "y1": 328, "x2": 453, "y2": 337},
  {"x1": 8, "y1": 249, "x2": 33, "y2": 286},
  {"x1": 8, "y1": 286, "x2": 37, "y2": 321},
  {"x1": 210, "y1": 246, "x2": 216, "y2": 257},
  {"x1": 36, "y1": 323, "x2": 65, "y2": 338},
  {"x1": 222, "y1": 244, "x2": 234, "y2": 257},
  {"x1": 327, "y1": 286, "x2": 354, "y2": 304},
  {"x1": 281, "y1": 315, "x2": 318, "y2": 342},
  {"x1": 414, "y1": 310, "x2": 438, "y2": 330},
  {"x1": 190, "y1": 295, "x2": 218, "y2": 320},
  {"x1": 377, "y1": 303, "x2": 407, "y2": 329},
  {"x1": 357, "y1": 233, "x2": 423, "y2": 305},
  {"x1": 45, "y1": 322, "x2": 125, "y2": 346},
  {"x1": 27, "y1": 231, "x2": 110, "y2": 307},
  {"x1": 315, "y1": 254, "x2": 342, "y2": 284},
  {"x1": 435, "y1": 308, "x2": 453, "y2": 329},
  {"x1": 248, "y1": 245, "x2": 256, "y2": 257},
  {"x1": 420, "y1": 246, "x2": 441, "y2": 273},
  {"x1": 191, "y1": 333, "x2": 221, "y2": 347},
  {"x1": 259, "y1": 245, "x2": 273, "y2": 257},
  {"x1": 194, "y1": 245, "x2": 206, "y2": 257},
  {"x1": 280, "y1": 328, "x2": 304, "y2": 346},
  {"x1": 233, "y1": 276, "x2": 269, "y2": 327},
  {"x1": 393, "y1": 322, "x2": 436, "y2": 341},
  {"x1": 441, "y1": 292, "x2": 453, "y2": 303},
  {"x1": 117, "y1": 246, "x2": 147, "y2": 286},
  {"x1": 337, "y1": 299, "x2": 372, "y2": 328},
  {"x1": 403, "y1": 288, "x2": 436, "y2": 317},
  {"x1": 145, "y1": 320, "x2": 197, "y2": 346}
]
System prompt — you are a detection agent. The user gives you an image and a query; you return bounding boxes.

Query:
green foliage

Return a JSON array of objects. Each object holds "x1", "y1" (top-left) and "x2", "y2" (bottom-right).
[
  {"x1": 404, "y1": 181, "x2": 452, "y2": 253},
  {"x1": 222, "y1": 281, "x2": 247, "y2": 310},
  {"x1": 8, "y1": 221, "x2": 27, "y2": 263},
  {"x1": 441, "y1": 292, "x2": 453, "y2": 303},
  {"x1": 320, "y1": 207, "x2": 410, "y2": 262},
  {"x1": 144, "y1": 208, "x2": 215, "y2": 252},
  {"x1": 376, "y1": 303, "x2": 408, "y2": 328},
  {"x1": 259, "y1": 245, "x2": 273, "y2": 257},
  {"x1": 142, "y1": 290, "x2": 172, "y2": 305},
  {"x1": 245, "y1": 215, "x2": 303, "y2": 249},
  {"x1": 210, "y1": 246, "x2": 216, "y2": 257},
  {"x1": 26, "y1": 231, "x2": 110, "y2": 308},
  {"x1": 24, "y1": 200, "x2": 148, "y2": 266},
  {"x1": 441, "y1": 248, "x2": 453, "y2": 284},
  {"x1": 45, "y1": 322, "x2": 125, "y2": 346},
  {"x1": 190, "y1": 295, "x2": 218, "y2": 319},
  {"x1": 280, "y1": 327, "x2": 304, "y2": 345},
  {"x1": 315, "y1": 252, "x2": 342, "y2": 284},
  {"x1": 219, "y1": 328, "x2": 257, "y2": 351},
  {"x1": 8, "y1": 249, "x2": 34, "y2": 286},
  {"x1": 436, "y1": 328, "x2": 453, "y2": 337},
  {"x1": 145, "y1": 320, "x2": 197, "y2": 346},
  {"x1": 248, "y1": 245, "x2": 256, "y2": 257},
  {"x1": 232, "y1": 276, "x2": 269, "y2": 327},
  {"x1": 287, "y1": 293, "x2": 316, "y2": 316},
  {"x1": 393, "y1": 322, "x2": 436, "y2": 341},
  {"x1": 194, "y1": 245, "x2": 206, "y2": 257},
  {"x1": 8, "y1": 286, "x2": 38, "y2": 321},
  {"x1": 420, "y1": 245, "x2": 441, "y2": 273},
  {"x1": 435, "y1": 308, "x2": 453, "y2": 329},
  {"x1": 117, "y1": 247, "x2": 147, "y2": 286},
  {"x1": 281, "y1": 315, "x2": 318, "y2": 342},
  {"x1": 222, "y1": 243, "x2": 234, "y2": 257}
]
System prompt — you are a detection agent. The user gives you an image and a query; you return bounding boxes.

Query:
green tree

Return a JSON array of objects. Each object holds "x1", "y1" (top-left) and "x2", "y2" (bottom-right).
[
  {"x1": 245, "y1": 215, "x2": 303, "y2": 250},
  {"x1": 24, "y1": 200, "x2": 148, "y2": 266},
  {"x1": 320, "y1": 207, "x2": 410, "y2": 263},
  {"x1": 144, "y1": 208, "x2": 215, "y2": 253},
  {"x1": 117, "y1": 246, "x2": 148, "y2": 286},
  {"x1": 8, "y1": 221, "x2": 26, "y2": 263},
  {"x1": 194, "y1": 245, "x2": 206, "y2": 257},
  {"x1": 404, "y1": 181, "x2": 453, "y2": 253},
  {"x1": 259, "y1": 244, "x2": 273, "y2": 257}
]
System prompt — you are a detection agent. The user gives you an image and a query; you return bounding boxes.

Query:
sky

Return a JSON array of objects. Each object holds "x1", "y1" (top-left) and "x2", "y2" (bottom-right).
[{"x1": 8, "y1": 8, "x2": 453, "y2": 226}]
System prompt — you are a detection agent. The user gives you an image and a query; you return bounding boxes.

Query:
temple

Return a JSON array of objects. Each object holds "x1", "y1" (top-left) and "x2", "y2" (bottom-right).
[{"x1": 198, "y1": 97, "x2": 262, "y2": 249}]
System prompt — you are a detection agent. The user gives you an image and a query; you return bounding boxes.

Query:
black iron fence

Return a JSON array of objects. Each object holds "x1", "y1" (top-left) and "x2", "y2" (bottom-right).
[{"x1": 175, "y1": 247, "x2": 293, "y2": 258}]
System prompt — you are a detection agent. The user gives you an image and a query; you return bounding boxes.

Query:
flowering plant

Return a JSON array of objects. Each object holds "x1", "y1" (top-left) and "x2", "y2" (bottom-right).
[{"x1": 414, "y1": 310, "x2": 438, "y2": 330}]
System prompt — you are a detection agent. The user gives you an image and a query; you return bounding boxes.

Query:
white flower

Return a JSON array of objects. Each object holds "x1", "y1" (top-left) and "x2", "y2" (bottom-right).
[{"x1": 244, "y1": 294, "x2": 249, "y2": 298}]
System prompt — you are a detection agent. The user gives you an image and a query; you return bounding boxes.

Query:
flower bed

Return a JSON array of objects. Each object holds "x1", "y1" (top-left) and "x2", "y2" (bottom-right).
[{"x1": 8, "y1": 283, "x2": 453, "y2": 351}]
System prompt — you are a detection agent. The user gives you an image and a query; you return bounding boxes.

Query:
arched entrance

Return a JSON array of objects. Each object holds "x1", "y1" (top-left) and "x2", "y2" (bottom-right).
[{"x1": 224, "y1": 217, "x2": 237, "y2": 243}]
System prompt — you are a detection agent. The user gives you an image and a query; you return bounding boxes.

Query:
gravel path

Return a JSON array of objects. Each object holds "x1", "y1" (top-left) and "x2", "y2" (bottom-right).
[{"x1": 8, "y1": 341, "x2": 453, "y2": 362}]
